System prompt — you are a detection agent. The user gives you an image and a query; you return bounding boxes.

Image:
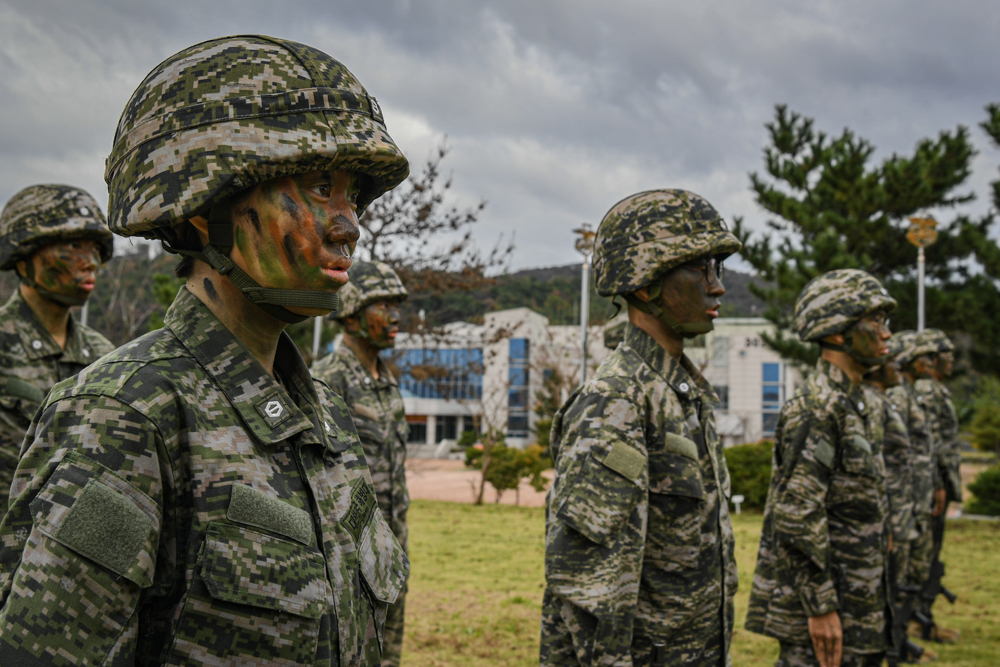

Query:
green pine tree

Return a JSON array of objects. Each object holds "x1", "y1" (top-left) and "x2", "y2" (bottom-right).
[{"x1": 735, "y1": 104, "x2": 994, "y2": 369}]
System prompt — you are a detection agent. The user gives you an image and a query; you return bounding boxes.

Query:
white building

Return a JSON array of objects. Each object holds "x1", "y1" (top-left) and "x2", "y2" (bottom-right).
[{"x1": 385, "y1": 309, "x2": 800, "y2": 451}]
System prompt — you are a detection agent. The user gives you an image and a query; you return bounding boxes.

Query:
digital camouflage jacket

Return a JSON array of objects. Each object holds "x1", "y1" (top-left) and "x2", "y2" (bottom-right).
[
  {"x1": 864, "y1": 385, "x2": 916, "y2": 543},
  {"x1": 312, "y1": 345, "x2": 409, "y2": 549},
  {"x1": 746, "y1": 359, "x2": 890, "y2": 653},
  {"x1": 887, "y1": 377, "x2": 937, "y2": 516},
  {"x1": 0, "y1": 288, "x2": 113, "y2": 517},
  {"x1": 541, "y1": 323, "x2": 737, "y2": 667},
  {"x1": 915, "y1": 378, "x2": 962, "y2": 503},
  {"x1": 0, "y1": 287, "x2": 407, "y2": 666}
]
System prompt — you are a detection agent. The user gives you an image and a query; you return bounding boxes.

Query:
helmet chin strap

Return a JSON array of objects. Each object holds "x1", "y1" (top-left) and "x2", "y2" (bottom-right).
[
  {"x1": 818, "y1": 332, "x2": 887, "y2": 367},
  {"x1": 624, "y1": 282, "x2": 713, "y2": 338},
  {"x1": 164, "y1": 202, "x2": 339, "y2": 324},
  {"x1": 18, "y1": 262, "x2": 88, "y2": 307}
]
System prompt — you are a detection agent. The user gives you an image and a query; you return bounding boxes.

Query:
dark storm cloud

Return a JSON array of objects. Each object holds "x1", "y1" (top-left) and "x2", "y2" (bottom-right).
[{"x1": 2, "y1": 0, "x2": 999, "y2": 269}]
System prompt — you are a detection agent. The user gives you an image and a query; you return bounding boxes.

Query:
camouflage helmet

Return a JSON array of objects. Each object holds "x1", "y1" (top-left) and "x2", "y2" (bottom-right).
[
  {"x1": 105, "y1": 35, "x2": 409, "y2": 239},
  {"x1": 892, "y1": 330, "x2": 940, "y2": 367},
  {"x1": 0, "y1": 184, "x2": 113, "y2": 271},
  {"x1": 593, "y1": 189, "x2": 741, "y2": 297},
  {"x1": 923, "y1": 328, "x2": 955, "y2": 354},
  {"x1": 333, "y1": 260, "x2": 408, "y2": 320},
  {"x1": 794, "y1": 269, "x2": 897, "y2": 342}
]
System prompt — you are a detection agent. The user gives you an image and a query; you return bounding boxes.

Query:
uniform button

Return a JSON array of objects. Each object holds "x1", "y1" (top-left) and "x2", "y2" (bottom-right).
[
  {"x1": 857, "y1": 401, "x2": 865, "y2": 411},
  {"x1": 678, "y1": 382, "x2": 690, "y2": 393},
  {"x1": 364, "y1": 377, "x2": 372, "y2": 385},
  {"x1": 31, "y1": 340, "x2": 42, "y2": 350},
  {"x1": 82, "y1": 349, "x2": 90, "y2": 358}
]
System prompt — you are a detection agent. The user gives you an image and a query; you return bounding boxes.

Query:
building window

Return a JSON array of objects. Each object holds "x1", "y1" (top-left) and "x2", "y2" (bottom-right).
[
  {"x1": 391, "y1": 348, "x2": 483, "y2": 400},
  {"x1": 436, "y1": 415, "x2": 458, "y2": 443},
  {"x1": 508, "y1": 338, "x2": 530, "y2": 437},
  {"x1": 407, "y1": 422, "x2": 427, "y2": 444},
  {"x1": 762, "y1": 362, "x2": 783, "y2": 437},
  {"x1": 713, "y1": 385, "x2": 729, "y2": 411}
]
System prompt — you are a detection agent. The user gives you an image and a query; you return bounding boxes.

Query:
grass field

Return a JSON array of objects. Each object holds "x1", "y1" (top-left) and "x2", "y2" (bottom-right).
[{"x1": 403, "y1": 500, "x2": 1000, "y2": 666}]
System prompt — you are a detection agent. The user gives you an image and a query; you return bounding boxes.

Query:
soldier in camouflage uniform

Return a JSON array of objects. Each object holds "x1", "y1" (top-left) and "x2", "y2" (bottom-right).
[
  {"x1": 0, "y1": 35, "x2": 409, "y2": 665},
  {"x1": 746, "y1": 269, "x2": 895, "y2": 667},
  {"x1": 0, "y1": 185, "x2": 115, "y2": 517},
  {"x1": 862, "y1": 334, "x2": 916, "y2": 599},
  {"x1": 886, "y1": 332, "x2": 939, "y2": 600},
  {"x1": 912, "y1": 329, "x2": 961, "y2": 644},
  {"x1": 312, "y1": 260, "x2": 410, "y2": 667},
  {"x1": 541, "y1": 189, "x2": 741, "y2": 667}
]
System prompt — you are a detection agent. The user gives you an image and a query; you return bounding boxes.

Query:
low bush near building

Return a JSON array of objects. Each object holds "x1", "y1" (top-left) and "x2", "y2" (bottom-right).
[
  {"x1": 725, "y1": 439, "x2": 774, "y2": 511},
  {"x1": 466, "y1": 443, "x2": 551, "y2": 504},
  {"x1": 966, "y1": 465, "x2": 1000, "y2": 516}
]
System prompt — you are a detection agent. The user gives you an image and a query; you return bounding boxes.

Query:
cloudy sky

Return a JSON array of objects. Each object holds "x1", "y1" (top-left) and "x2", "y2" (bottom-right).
[{"x1": 2, "y1": 0, "x2": 1000, "y2": 271}]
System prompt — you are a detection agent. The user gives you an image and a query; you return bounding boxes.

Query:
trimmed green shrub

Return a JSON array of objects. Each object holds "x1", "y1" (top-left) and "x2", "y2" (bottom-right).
[
  {"x1": 725, "y1": 440, "x2": 774, "y2": 511},
  {"x1": 966, "y1": 465, "x2": 1000, "y2": 516}
]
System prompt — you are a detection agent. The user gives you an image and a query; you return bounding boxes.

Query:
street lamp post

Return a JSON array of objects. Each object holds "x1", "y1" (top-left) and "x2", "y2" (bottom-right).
[
  {"x1": 573, "y1": 224, "x2": 596, "y2": 385},
  {"x1": 906, "y1": 216, "x2": 939, "y2": 331}
]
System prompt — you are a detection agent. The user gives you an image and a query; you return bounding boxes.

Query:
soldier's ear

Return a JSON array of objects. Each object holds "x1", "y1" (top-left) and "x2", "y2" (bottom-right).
[
  {"x1": 187, "y1": 216, "x2": 210, "y2": 245},
  {"x1": 823, "y1": 333, "x2": 845, "y2": 346}
]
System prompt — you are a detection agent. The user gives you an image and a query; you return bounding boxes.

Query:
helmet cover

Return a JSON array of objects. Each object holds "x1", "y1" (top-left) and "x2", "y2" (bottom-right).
[
  {"x1": 0, "y1": 184, "x2": 113, "y2": 271},
  {"x1": 892, "y1": 330, "x2": 940, "y2": 367},
  {"x1": 593, "y1": 189, "x2": 741, "y2": 297},
  {"x1": 923, "y1": 328, "x2": 955, "y2": 353},
  {"x1": 794, "y1": 269, "x2": 897, "y2": 342},
  {"x1": 333, "y1": 260, "x2": 408, "y2": 320},
  {"x1": 105, "y1": 34, "x2": 409, "y2": 239}
]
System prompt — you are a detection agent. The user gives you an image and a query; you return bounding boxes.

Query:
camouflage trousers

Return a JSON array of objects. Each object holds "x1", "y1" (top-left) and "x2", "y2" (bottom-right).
[
  {"x1": 891, "y1": 540, "x2": 911, "y2": 596},
  {"x1": 539, "y1": 590, "x2": 729, "y2": 666},
  {"x1": 381, "y1": 589, "x2": 405, "y2": 666},
  {"x1": 908, "y1": 514, "x2": 934, "y2": 589},
  {"x1": 776, "y1": 643, "x2": 884, "y2": 667}
]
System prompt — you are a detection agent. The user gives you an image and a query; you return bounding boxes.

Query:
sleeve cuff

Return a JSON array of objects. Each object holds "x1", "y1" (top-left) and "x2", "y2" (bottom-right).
[{"x1": 798, "y1": 578, "x2": 840, "y2": 617}]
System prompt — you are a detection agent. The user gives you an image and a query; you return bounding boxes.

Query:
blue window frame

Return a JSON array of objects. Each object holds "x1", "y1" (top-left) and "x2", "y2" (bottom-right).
[
  {"x1": 762, "y1": 362, "x2": 783, "y2": 436},
  {"x1": 390, "y1": 348, "x2": 483, "y2": 400},
  {"x1": 508, "y1": 339, "x2": 530, "y2": 437}
]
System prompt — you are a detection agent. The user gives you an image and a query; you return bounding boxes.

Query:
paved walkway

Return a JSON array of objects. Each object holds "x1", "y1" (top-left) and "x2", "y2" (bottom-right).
[{"x1": 406, "y1": 458, "x2": 551, "y2": 507}]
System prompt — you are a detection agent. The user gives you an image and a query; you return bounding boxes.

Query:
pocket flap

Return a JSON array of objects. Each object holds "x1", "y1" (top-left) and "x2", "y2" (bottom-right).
[
  {"x1": 358, "y1": 511, "x2": 409, "y2": 604},
  {"x1": 664, "y1": 433, "x2": 699, "y2": 460},
  {"x1": 555, "y1": 447, "x2": 644, "y2": 547},
  {"x1": 227, "y1": 482, "x2": 315, "y2": 546},
  {"x1": 201, "y1": 522, "x2": 331, "y2": 619}
]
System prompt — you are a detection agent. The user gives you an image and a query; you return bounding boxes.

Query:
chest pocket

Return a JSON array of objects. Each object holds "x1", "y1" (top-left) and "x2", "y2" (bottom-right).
[
  {"x1": 168, "y1": 521, "x2": 331, "y2": 665},
  {"x1": 647, "y1": 433, "x2": 705, "y2": 570},
  {"x1": 838, "y1": 435, "x2": 881, "y2": 478}
]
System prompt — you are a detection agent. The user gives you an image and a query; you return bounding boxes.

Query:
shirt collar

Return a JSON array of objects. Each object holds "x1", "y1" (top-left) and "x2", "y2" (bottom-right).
[
  {"x1": 9, "y1": 288, "x2": 96, "y2": 364},
  {"x1": 623, "y1": 323, "x2": 715, "y2": 403},
  {"x1": 164, "y1": 287, "x2": 317, "y2": 445},
  {"x1": 337, "y1": 342, "x2": 398, "y2": 388},
  {"x1": 816, "y1": 357, "x2": 866, "y2": 408}
]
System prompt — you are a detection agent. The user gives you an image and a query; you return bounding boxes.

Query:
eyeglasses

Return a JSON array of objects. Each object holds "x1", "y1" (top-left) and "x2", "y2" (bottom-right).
[
  {"x1": 864, "y1": 312, "x2": 891, "y2": 330},
  {"x1": 682, "y1": 257, "x2": 725, "y2": 284}
]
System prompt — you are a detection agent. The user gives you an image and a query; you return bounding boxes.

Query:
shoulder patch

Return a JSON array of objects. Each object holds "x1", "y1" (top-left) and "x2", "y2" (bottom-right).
[
  {"x1": 53, "y1": 479, "x2": 156, "y2": 586},
  {"x1": 664, "y1": 432, "x2": 699, "y2": 460},
  {"x1": 602, "y1": 441, "x2": 646, "y2": 481},
  {"x1": 228, "y1": 483, "x2": 314, "y2": 546}
]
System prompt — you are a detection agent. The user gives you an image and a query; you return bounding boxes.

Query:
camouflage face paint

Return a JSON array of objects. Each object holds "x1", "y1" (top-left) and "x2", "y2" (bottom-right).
[
  {"x1": 362, "y1": 301, "x2": 400, "y2": 350},
  {"x1": 203, "y1": 278, "x2": 219, "y2": 302},
  {"x1": 849, "y1": 312, "x2": 890, "y2": 362},
  {"x1": 657, "y1": 256, "x2": 725, "y2": 329},
  {"x1": 232, "y1": 170, "x2": 361, "y2": 296},
  {"x1": 30, "y1": 239, "x2": 101, "y2": 304}
]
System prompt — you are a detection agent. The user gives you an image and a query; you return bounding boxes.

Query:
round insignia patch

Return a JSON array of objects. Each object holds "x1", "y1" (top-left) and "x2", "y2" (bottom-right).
[{"x1": 79, "y1": 207, "x2": 90, "y2": 216}]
